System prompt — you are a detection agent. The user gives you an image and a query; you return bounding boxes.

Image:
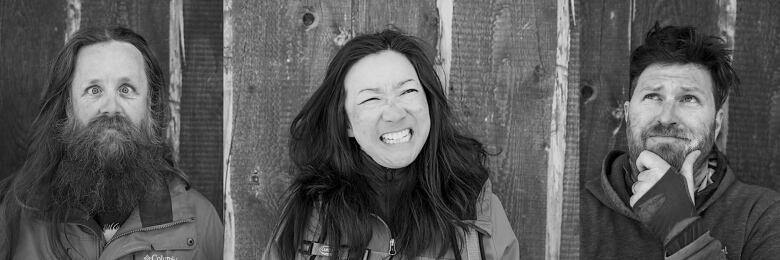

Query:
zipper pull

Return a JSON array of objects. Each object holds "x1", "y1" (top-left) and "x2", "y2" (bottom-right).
[{"x1": 388, "y1": 238, "x2": 397, "y2": 256}]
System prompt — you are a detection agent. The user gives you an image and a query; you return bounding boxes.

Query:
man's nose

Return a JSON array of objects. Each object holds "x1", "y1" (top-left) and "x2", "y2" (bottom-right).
[
  {"x1": 381, "y1": 101, "x2": 406, "y2": 122},
  {"x1": 657, "y1": 101, "x2": 679, "y2": 125},
  {"x1": 99, "y1": 92, "x2": 123, "y2": 116}
]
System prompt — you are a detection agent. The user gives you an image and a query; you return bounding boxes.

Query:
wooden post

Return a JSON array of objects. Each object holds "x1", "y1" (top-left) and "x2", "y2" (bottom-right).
[
  {"x1": 546, "y1": 0, "x2": 571, "y2": 259},
  {"x1": 66, "y1": 0, "x2": 81, "y2": 41},
  {"x1": 223, "y1": 0, "x2": 236, "y2": 258},
  {"x1": 168, "y1": 0, "x2": 183, "y2": 163},
  {"x1": 716, "y1": 0, "x2": 736, "y2": 151}
]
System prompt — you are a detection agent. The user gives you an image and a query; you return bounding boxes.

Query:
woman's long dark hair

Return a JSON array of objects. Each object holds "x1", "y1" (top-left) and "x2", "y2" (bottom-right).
[
  {"x1": 275, "y1": 29, "x2": 490, "y2": 259},
  {"x1": 0, "y1": 27, "x2": 188, "y2": 259}
]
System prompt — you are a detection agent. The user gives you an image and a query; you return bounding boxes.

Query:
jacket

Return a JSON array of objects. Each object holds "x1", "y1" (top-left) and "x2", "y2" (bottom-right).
[
  {"x1": 262, "y1": 181, "x2": 520, "y2": 260},
  {"x1": 5, "y1": 177, "x2": 224, "y2": 260},
  {"x1": 582, "y1": 150, "x2": 780, "y2": 259}
]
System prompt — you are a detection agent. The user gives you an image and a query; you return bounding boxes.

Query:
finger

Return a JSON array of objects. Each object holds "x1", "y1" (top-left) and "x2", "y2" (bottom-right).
[
  {"x1": 636, "y1": 150, "x2": 670, "y2": 173},
  {"x1": 636, "y1": 169, "x2": 665, "y2": 183},
  {"x1": 680, "y1": 150, "x2": 702, "y2": 202}
]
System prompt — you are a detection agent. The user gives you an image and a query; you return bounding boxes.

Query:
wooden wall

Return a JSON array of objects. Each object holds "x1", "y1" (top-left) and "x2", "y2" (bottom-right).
[{"x1": 0, "y1": 0, "x2": 66, "y2": 181}]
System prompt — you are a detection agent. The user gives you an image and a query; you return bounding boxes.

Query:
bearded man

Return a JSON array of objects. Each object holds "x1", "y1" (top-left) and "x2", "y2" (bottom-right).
[
  {"x1": 0, "y1": 27, "x2": 222, "y2": 259},
  {"x1": 582, "y1": 24, "x2": 780, "y2": 259}
]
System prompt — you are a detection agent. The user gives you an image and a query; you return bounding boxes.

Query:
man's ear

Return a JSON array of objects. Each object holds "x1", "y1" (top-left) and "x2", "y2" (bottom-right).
[{"x1": 714, "y1": 106, "x2": 725, "y2": 138}]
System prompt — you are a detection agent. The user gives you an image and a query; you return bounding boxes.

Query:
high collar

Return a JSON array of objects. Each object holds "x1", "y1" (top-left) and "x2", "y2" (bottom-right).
[
  {"x1": 65, "y1": 177, "x2": 189, "y2": 238},
  {"x1": 358, "y1": 151, "x2": 412, "y2": 184},
  {"x1": 585, "y1": 149, "x2": 736, "y2": 221}
]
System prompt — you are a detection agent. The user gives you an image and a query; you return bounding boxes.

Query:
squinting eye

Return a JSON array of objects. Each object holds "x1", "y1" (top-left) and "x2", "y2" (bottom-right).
[
  {"x1": 643, "y1": 93, "x2": 661, "y2": 101},
  {"x1": 87, "y1": 86, "x2": 102, "y2": 95},
  {"x1": 401, "y1": 89, "x2": 418, "y2": 95},
  {"x1": 359, "y1": 97, "x2": 379, "y2": 104}
]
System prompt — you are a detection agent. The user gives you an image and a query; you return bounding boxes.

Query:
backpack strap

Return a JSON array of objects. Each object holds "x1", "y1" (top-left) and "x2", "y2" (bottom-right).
[{"x1": 466, "y1": 227, "x2": 483, "y2": 260}]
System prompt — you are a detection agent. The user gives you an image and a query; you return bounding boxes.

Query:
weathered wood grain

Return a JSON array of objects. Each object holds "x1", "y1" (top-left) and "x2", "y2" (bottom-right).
[
  {"x1": 450, "y1": 0, "x2": 558, "y2": 258},
  {"x1": 179, "y1": 0, "x2": 224, "y2": 219},
  {"x1": 0, "y1": 0, "x2": 66, "y2": 180},
  {"x1": 577, "y1": 0, "x2": 632, "y2": 197},
  {"x1": 226, "y1": 0, "x2": 438, "y2": 257},
  {"x1": 729, "y1": 0, "x2": 780, "y2": 191},
  {"x1": 546, "y1": 0, "x2": 571, "y2": 258},
  {"x1": 561, "y1": 0, "x2": 581, "y2": 259}
]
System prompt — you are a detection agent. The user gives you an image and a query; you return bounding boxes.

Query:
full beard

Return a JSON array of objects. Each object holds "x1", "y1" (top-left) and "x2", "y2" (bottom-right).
[
  {"x1": 52, "y1": 114, "x2": 169, "y2": 217},
  {"x1": 628, "y1": 121, "x2": 716, "y2": 176}
]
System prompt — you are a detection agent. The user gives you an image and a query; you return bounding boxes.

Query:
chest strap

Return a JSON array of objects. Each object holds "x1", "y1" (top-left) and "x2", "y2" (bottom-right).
[{"x1": 301, "y1": 228, "x2": 485, "y2": 260}]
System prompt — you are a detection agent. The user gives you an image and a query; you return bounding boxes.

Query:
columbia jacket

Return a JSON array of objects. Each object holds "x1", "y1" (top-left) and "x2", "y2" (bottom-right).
[
  {"x1": 5, "y1": 177, "x2": 223, "y2": 260},
  {"x1": 262, "y1": 181, "x2": 520, "y2": 260},
  {"x1": 582, "y1": 150, "x2": 780, "y2": 259}
]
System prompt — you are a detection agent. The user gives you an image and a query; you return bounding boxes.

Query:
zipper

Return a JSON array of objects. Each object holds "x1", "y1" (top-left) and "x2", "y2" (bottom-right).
[
  {"x1": 370, "y1": 214, "x2": 396, "y2": 256},
  {"x1": 103, "y1": 217, "x2": 195, "y2": 249}
]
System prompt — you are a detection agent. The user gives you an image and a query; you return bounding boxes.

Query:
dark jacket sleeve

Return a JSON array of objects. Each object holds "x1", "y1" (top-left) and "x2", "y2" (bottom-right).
[
  {"x1": 665, "y1": 231, "x2": 725, "y2": 260},
  {"x1": 668, "y1": 196, "x2": 780, "y2": 259},
  {"x1": 742, "y1": 200, "x2": 780, "y2": 259}
]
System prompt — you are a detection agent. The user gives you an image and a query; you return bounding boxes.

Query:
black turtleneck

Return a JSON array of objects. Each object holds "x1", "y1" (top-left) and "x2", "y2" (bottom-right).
[{"x1": 360, "y1": 154, "x2": 416, "y2": 234}]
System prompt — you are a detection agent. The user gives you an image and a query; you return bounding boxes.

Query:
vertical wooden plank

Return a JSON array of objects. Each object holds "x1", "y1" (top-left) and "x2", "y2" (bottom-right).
[
  {"x1": 228, "y1": 1, "x2": 350, "y2": 257},
  {"x1": 168, "y1": 0, "x2": 183, "y2": 164},
  {"x1": 547, "y1": 0, "x2": 571, "y2": 258},
  {"x1": 435, "y1": 0, "x2": 453, "y2": 95},
  {"x1": 179, "y1": 0, "x2": 224, "y2": 219},
  {"x1": 223, "y1": 0, "x2": 236, "y2": 257},
  {"x1": 0, "y1": 0, "x2": 66, "y2": 180},
  {"x1": 66, "y1": 0, "x2": 82, "y2": 40},
  {"x1": 450, "y1": 0, "x2": 558, "y2": 258},
  {"x1": 227, "y1": 1, "x2": 439, "y2": 257},
  {"x1": 729, "y1": 0, "x2": 780, "y2": 190},
  {"x1": 561, "y1": 0, "x2": 581, "y2": 259},
  {"x1": 577, "y1": 0, "x2": 631, "y2": 199},
  {"x1": 716, "y1": 0, "x2": 737, "y2": 151}
]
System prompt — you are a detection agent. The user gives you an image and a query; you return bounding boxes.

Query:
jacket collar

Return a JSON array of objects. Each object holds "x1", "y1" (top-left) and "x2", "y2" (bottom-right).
[
  {"x1": 469, "y1": 179, "x2": 496, "y2": 236},
  {"x1": 65, "y1": 177, "x2": 192, "y2": 237},
  {"x1": 585, "y1": 150, "x2": 737, "y2": 220}
]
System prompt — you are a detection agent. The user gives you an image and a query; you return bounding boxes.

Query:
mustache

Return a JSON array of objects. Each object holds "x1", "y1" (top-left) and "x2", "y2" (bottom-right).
[{"x1": 641, "y1": 123, "x2": 690, "y2": 140}]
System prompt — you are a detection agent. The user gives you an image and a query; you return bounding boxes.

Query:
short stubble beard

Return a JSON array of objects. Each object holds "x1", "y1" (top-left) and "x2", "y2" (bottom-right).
[{"x1": 627, "y1": 120, "x2": 716, "y2": 178}]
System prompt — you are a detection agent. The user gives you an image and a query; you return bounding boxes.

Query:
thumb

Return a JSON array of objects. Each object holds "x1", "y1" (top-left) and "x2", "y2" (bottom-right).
[{"x1": 680, "y1": 150, "x2": 702, "y2": 203}]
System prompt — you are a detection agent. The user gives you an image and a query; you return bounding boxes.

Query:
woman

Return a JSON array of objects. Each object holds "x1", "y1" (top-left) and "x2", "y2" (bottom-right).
[{"x1": 264, "y1": 30, "x2": 519, "y2": 260}]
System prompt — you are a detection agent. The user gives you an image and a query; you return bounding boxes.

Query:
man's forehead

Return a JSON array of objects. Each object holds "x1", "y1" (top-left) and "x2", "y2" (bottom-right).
[{"x1": 635, "y1": 63, "x2": 714, "y2": 93}]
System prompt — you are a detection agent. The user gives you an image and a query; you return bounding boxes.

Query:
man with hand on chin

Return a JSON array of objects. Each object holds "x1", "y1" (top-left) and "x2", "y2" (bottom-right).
[{"x1": 582, "y1": 24, "x2": 780, "y2": 259}]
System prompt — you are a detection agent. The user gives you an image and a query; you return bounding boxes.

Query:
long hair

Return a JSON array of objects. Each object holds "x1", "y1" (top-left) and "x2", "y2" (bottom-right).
[
  {"x1": 0, "y1": 27, "x2": 188, "y2": 259},
  {"x1": 274, "y1": 29, "x2": 490, "y2": 259}
]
